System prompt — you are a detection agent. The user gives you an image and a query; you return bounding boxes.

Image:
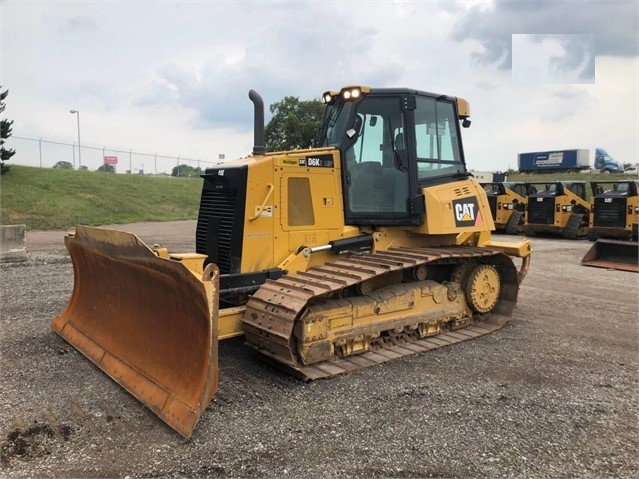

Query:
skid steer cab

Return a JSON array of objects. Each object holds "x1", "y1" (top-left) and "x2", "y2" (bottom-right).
[
  {"x1": 524, "y1": 181, "x2": 590, "y2": 239},
  {"x1": 52, "y1": 85, "x2": 532, "y2": 438},
  {"x1": 480, "y1": 182, "x2": 529, "y2": 235}
]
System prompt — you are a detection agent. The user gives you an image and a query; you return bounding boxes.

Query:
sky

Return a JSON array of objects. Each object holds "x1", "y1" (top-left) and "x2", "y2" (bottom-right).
[{"x1": 1, "y1": 0, "x2": 637, "y2": 174}]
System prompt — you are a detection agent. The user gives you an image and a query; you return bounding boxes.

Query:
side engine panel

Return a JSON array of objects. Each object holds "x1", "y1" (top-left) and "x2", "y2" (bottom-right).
[{"x1": 419, "y1": 179, "x2": 495, "y2": 236}]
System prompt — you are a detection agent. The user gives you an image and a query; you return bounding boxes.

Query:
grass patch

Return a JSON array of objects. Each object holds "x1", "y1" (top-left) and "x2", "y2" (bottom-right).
[
  {"x1": 508, "y1": 172, "x2": 635, "y2": 183},
  {"x1": 1, "y1": 166, "x2": 636, "y2": 231},
  {"x1": 1, "y1": 166, "x2": 203, "y2": 230}
]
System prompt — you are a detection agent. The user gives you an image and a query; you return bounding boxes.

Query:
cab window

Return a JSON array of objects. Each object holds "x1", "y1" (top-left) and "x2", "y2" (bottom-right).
[
  {"x1": 414, "y1": 97, "x2": 464, "y2": 180},
  {"x1": 343, "y1": 97, "x2": 409, "y2": 214}
]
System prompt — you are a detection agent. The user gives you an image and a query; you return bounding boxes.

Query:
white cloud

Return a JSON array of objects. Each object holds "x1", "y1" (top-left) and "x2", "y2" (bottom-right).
[
  {"x1": 512, "y1": 34, "x2": 595, "y2": 84},
  {"x1": 1, "y1": 0, "x2": 637, "y2": 175}
]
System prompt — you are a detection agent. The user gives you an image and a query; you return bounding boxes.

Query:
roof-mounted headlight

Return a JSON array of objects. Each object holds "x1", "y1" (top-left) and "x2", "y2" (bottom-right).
[
  {"x1": 321, "y1": 90, "x2": 338, "y2": 104},
  {"x1": 338, "y1": 86, "x2": 369, "y2": 101},
  {"x1": 342, "y1": 88, "x2": 360, "y2": 100}
]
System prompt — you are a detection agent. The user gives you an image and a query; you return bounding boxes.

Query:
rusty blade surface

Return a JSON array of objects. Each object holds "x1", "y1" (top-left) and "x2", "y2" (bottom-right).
[
  {"x1": 51, "y1": 225, "x2": 219, "y2": 438},
  {"x1": 581, "y1": 239, "x2": 639, "y2": 273}
]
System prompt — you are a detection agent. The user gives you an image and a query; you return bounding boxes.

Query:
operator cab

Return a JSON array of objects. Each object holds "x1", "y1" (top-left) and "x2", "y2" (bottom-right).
[
  {"x1": 526, "y1": 182, "x2": 587, "y2": 201},
  {"x1": 318, "y1": 86, "x2": 471, "y2": 226},
  {"x1": 592, "y1": 180, "x2": 639, "y2": 197}
]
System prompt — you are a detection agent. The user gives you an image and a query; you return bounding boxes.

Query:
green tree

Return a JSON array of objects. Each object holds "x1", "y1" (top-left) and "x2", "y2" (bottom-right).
[
  {"x1": 53, "y1": 161, "x2": 74, "y2": 170},
  {"x1": 265, "y1": 96, "x2": 324, "y2": 152},
  {"x1": 97, "y1": 164, "x2": 116, "y2": 173},
  {"x1": 171, "y1": 164, "x2": 202, "y2": 178},
  {"x1": 0, "y1": 86, "x2": 16, "y2": 174}
]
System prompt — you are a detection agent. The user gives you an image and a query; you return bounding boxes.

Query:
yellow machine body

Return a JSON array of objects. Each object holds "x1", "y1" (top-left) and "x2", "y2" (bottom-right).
[
  {"x1": 581, "y1": 180, "x2": 639, "y2": 272},
  {"x1": 481, "y1": 182, "x2": 528, "y2": 234},
  {"x1": 52, "y1": 86, "x2": 531, "y2": 437},
  {"x1": 587, "y1": 180, "x2": 639, "y2": 240},
  {"x1": 524, "y1": 181, "x2": 591, "y2": 239}
]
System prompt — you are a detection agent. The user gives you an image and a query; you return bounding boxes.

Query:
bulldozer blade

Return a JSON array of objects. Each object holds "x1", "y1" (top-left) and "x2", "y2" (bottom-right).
[
  {"x1": 51, "y1": 225, "x2": 220, "y2": 438},
  {"x1": 581, "y1": 238, "x2": 639, "y2": 273}
]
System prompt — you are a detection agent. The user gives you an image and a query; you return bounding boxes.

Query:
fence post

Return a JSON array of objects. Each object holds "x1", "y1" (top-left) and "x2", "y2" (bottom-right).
[
  {"x1": 39, "y1": 137, "x2": 42, "y2": 168},
  {"x1": 177, "y1": 156, "x2": 180, "y2": 177},
  {"x1": 154, "y1": 153, "x2": 157, "y2": 175},
  {"x1": 129, "y1": 149, "x2": 133, "y2": 174}
]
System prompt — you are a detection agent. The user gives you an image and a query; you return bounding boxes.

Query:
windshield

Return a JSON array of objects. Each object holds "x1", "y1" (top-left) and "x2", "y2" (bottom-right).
[
  {"x1": 318, "y1": 100, "x2": 354, "y2": 148},
  {"x1": 596, "y1": 147, "x2": 614, "y2": 162}
]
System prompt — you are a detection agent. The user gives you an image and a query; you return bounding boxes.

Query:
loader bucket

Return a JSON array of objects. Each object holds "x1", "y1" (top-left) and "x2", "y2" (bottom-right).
[
  {"x1": 581, "y1": 239, "x2": 639, "y2": 273},
  {"x1": 52, "y1": 225, "x2": 220, "y2": 438}
]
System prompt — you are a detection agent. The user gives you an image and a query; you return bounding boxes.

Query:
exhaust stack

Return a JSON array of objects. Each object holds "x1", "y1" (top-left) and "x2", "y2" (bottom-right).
[{"x1": 249, "y1": 90, "x2": 265, "y2": 155}]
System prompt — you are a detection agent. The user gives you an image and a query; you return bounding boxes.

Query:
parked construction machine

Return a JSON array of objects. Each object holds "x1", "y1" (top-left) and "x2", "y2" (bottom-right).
[
  {"x1": 581, "y1": 180, "x2": 638, "y2": 272},
  {"x1": 52, "y1": 86, "x2": 532, "y2": 438},
  {"x1": 481, "y1": 182, "x2": 529, "y2": 235},
  {"x1": 524, "y1": 181, "x2": 590, "y2": 239}
]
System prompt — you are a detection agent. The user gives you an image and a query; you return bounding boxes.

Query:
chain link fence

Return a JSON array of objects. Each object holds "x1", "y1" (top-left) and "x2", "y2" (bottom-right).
[{"x1": 6, "y1": 136, "x2": 223, "y2": 175}]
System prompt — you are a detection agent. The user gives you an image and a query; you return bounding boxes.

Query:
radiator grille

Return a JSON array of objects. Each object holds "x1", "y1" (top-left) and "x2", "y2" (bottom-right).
[
  {"x1": 195, "y1": 167, "x2": 248, "y2": 275},
  {"x1": 527, "y1": 197, "x2": 555, "y2": 225},
  {"x1": 196, "y1": 191, "x2": 237, "y2": 273},
  {"x1": 593, "y1": 198, "x2": 626, "y2": 228}
]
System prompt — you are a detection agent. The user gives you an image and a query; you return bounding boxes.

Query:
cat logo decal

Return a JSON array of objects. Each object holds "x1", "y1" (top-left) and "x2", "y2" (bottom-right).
[{"x1": 452, "y1": 197, "x2": 482, "y2": 227}]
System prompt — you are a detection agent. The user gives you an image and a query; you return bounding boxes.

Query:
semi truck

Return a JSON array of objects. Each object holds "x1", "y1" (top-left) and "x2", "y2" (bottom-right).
[
  {"x1": 593, "y1": 148, "x2": 624, "y2": 173},
  {"x1": 518, "y1": 148, "x2": 623, "y2": 174}
]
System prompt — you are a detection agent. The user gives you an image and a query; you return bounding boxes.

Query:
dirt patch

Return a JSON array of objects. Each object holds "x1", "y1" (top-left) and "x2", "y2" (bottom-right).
[
  {"x1": 25, "y1": 221, "x2": 196, "y2": 253},
  {"x1": 1, "y1": 422, "x2": 72, "y2": 468}
]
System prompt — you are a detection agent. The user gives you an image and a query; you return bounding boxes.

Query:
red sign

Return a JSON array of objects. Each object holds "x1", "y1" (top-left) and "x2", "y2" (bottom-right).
[{"x1": 104, "y1": 156, "x2": 118, "y2": 165}]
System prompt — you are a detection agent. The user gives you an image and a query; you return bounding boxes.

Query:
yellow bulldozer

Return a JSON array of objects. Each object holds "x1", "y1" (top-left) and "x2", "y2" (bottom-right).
[{"x1": 52, "y1": 86, "x2": 532, "y2": 438}]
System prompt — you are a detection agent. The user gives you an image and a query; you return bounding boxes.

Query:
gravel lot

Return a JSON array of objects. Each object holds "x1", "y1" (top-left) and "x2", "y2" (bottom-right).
[{"x1": 1, "y1": 222, "x2": 637, "y2": 478}]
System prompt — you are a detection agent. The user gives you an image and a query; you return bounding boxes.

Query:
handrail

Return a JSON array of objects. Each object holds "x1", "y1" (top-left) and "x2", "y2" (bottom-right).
[{"x1": 248, "y1": 183, "x2": 275, "y2": 221}]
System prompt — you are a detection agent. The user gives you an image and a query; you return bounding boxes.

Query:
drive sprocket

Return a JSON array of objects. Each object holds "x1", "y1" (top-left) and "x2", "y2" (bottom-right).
[{"x1": 464, "y1": 264, "x2": 501, "y2": 313}]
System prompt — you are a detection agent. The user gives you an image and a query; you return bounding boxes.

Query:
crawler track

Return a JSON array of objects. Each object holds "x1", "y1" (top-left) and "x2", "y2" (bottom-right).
[
  {"x1": 563, "y1": 211, "x2": 588, "y2": 239},
  {"x1": 505, "y1": 209, "x2": 525, "y2": 235},
  {"x1": 242, "y1": 245, "x2": 520, "y2": 380}
]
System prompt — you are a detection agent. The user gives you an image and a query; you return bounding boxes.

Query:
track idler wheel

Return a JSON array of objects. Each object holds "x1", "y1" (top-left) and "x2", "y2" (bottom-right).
[
  {"x1": 464, "y1": 264, "x2": 501, "y2": 314},
  {"x1": 411, "y1": 264, "x2": 428, "y2": 281}
]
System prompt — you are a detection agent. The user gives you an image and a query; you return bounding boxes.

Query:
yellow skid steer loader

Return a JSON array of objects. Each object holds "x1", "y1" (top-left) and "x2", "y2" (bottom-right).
[{"x1": 581, "y1": 180, "x2": 638, "y2": 272}]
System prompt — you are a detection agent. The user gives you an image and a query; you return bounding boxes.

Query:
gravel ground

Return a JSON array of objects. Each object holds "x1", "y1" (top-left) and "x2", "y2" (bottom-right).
[{"x1": 0, "y1": 223, "x2": 637, "y2": 478}]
